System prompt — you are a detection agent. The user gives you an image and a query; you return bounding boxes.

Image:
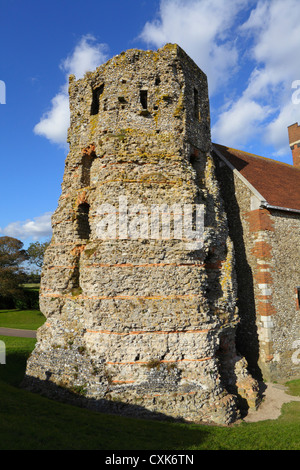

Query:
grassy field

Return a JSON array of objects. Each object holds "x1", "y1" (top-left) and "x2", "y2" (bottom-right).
[
  {"x1": 0, "y1": 309, "x2": 45, "y2": 330},
  {"x1": 0, "y1": 309, "x2": 300, "y2": 450}
]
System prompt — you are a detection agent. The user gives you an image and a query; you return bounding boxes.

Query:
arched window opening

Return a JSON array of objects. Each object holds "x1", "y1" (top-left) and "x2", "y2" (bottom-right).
[{"x1": 76, "y1": 203, "x2": 91, "y2": 240}]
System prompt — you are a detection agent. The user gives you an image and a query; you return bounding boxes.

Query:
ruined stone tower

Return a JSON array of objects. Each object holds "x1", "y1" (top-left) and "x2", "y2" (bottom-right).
[{"x1": 24, "y1": 44, "x2": 258, "y2": 424}]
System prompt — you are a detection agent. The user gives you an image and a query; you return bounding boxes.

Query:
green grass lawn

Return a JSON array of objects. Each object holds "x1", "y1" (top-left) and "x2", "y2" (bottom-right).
[
  {"x1": 285, "y1": 379, "x2": 300, "y2": 397},
  {"x1": 0, "y1": 309, "x2": 45, "y2": 330},
  {"x1": 0, "y1": 310, "x2": 300, "y2": 450},
  {"x1": 22, "y1": 284, "x2": 40, "y2": 290}
]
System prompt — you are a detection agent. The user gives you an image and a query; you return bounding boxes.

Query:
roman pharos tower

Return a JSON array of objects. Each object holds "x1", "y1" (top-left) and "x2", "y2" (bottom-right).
[{"x1": 24, "y1": 44, "x2": 258, "y2": 424}]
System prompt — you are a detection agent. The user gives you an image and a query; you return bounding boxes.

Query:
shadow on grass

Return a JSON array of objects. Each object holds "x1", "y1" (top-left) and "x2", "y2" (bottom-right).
[
  {"x1": 1, "y1": 339, "x2": 300, "y2": 450},
  {"x1": 22, "y1": 374, "x2": 183, "y2": 422},
  {"x1": 0, "y1": 336, "x2": 36, "y2": 386},
  {"x1": 0, "y1": 376, "x2": 216, "y2": 451},
  {"x1": 0, "y1": 376, "x2": 216, "y2": 450},
  {"x1": 0, "y1": 339, "x2": 214, "y2": 450}
]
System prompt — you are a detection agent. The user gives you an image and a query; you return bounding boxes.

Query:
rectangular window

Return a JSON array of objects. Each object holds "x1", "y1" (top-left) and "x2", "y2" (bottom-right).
[
  {"x1": 77, "y1": 203, "x2": 91, "y2": 240},
  {"x1": 91, "y1": 84, "x2": 104, "y2": 115},
  {"x1": 140, "y1": 90, "x2": 148, "y2": 110},
  {"x1": 194, "y1": 88, "x2": 199, "y2": 120},
  {"x1": 297, "y1": 287, "x2": 300, "y2": 309}
]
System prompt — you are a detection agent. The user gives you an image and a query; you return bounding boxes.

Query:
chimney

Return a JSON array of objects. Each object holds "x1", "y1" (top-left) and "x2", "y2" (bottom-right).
[{"x1": 288, "y1": 123, "x2": 300, "y2": 168}]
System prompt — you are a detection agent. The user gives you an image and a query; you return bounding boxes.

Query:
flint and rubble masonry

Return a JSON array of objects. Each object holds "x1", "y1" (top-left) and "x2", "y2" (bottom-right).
[
  {"x1": 214, "y1": 155, "x2": 300, "y2": 383},
  {"x1": 23, "y1": 44, "x2": 259, "y2": 424}
]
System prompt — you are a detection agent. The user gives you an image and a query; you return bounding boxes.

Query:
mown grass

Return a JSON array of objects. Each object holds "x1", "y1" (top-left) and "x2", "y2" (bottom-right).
[
  {"x1": 0, "y1": 309, "x2": 45, "y2": 330},
  {"x1": 0, "y1": 314, "x2": 300, "y2": 450},
  {"x1": 285, "y1": 379, "x2": 300, "y2": 397},
  {"x1": 22, "y1": 284, "x2": 40, "y2": 290}
]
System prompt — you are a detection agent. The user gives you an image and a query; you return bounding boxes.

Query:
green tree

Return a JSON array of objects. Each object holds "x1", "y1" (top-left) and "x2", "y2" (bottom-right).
[
  {"x1": 0, "y1": 236, "x2": 28, "y2": 305},
  {"x1": 27, "y1": 240, "x2": 50, "y2": 269}
]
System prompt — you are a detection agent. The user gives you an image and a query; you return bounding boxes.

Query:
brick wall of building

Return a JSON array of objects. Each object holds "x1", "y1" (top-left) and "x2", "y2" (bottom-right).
[
  {"x1": 215, "y1": 157, "x2": 300, "y2": 382},
  {"x1": 268, "y1": 210, "x2": 300, "y2": 381}
]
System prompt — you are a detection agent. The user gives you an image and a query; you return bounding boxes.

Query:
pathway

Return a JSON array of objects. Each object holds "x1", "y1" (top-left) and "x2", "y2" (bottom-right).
[
  {"x1": 244, "y1": 382, "x2": 300, "y2": 422},
  {"x1": 0, "y1": 327, "x2": 36, "y2": 338}
]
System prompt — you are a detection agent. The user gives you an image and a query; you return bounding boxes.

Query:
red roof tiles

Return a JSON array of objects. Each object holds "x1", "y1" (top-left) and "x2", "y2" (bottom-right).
[{"x1": 213, "y1": 143, "x2": 300, "y2": 212}]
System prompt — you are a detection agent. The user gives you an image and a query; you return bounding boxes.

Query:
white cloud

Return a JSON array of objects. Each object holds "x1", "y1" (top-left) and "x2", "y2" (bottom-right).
[
  {"x1": 264, "y1": 101, "x2": 300, "y2": 156},
  {"x1": 212, "y1": 96, "x2": 273, "y2": 147},
  {"x1": 0, "y1": 212, "x2": 53, "y2": 241},
  {"x1": 60, "y1": 34, "x2": 108, "y2": 79},
  {"x1": 140, "y1": 0, "x2": 250, "y2": 93},
  {"x1": 213, "y1": 0, "x2": 300, "y2": 153},
  {"x1": 141, "y1": 0, "x2": 300, "y2": 156},
  {"x1": 34, "y1": 35, "x2": 108, "y2": 147},
  {"x1": 34, "y1": 92, "x2": 70, "y2": 147}
]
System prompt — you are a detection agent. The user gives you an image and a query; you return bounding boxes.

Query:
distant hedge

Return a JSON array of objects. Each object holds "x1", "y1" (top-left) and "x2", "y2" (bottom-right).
[{"x1": 0, "y1": 286, "x2": 39, "y2": 310}]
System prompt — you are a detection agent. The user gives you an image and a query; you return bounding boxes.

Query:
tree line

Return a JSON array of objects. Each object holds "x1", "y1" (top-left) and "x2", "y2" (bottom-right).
[{"x1": 0, "y1": 236, "x2": 49, "y2": 309}]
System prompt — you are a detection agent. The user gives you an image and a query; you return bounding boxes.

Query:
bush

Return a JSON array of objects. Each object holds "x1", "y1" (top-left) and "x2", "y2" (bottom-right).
[
  {"x1": 0, "y1": 287, "x2": 39, "y2": 310},
  {"x1": 14, "y1": 288, "x2": 39, "y2": 310},
  {"x1": 0, "y1": 296, "x2": 15, "y2": 309}
]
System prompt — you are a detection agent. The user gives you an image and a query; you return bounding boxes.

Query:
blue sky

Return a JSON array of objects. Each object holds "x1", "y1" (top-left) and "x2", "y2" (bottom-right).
[{"x1": 0, "y1": 0, "x2": 299, "y2": 248}]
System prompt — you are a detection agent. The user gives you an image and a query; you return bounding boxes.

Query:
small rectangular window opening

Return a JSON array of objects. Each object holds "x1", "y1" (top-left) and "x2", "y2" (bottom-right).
[
  {"x1": 91, "y1": 84, "x2": 104, "y2": 115},
  {"x1": 194, "y1": 88, "x2": 199, "y2": 120},
  {"x1": 77, "y1": 203, "x2": 91, "y2": 240},
  {"x1": 140, "y1": 90, "x2": 148, "y2": 110},
  {"x1": 297, "y1": 287, "x2": 300, "y2": 309}
]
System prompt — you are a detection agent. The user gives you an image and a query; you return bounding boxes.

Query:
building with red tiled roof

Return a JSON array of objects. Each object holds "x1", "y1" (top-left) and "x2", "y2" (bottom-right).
[{"x1": 213, "y1": 133, "x2": 300, "y2": 383}]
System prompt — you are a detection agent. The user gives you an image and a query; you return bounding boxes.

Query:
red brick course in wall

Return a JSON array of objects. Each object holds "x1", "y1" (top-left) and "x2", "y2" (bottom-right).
[
  {"x1": 250, "y1": 240, "x2": 273, "y2": 260},
  {"x1": 256, "y1": 301, "x2": 276, "y2": 317},
  {"x1": 254, "y1": 270, "x2": 273, "y2": 284},
  {"x1": 246, "y1": 208, "x2": 275, "y2": 233},
  {"x1": 246, "y1": 208, "x2": 276, "y2": 314},
  {"x1": 245, "y1": 207, "x2": 277, "y2": 364}
]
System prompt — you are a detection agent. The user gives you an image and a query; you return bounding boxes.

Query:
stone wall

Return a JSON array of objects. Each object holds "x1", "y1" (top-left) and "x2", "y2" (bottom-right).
[
  {"x1": 23, "y1": 44, "x2": 258, "y2": 424},
  {"x1": 213, "y1": 163, "x2": 261, "y2": 378},
  {"x1": 269, "y1": 210, "x2": 300, "y2": 381},
  {"x1": 215, "y1": 156, "x2": 300, "y2": 382}
]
